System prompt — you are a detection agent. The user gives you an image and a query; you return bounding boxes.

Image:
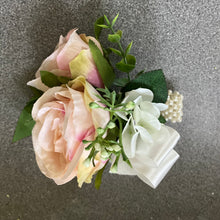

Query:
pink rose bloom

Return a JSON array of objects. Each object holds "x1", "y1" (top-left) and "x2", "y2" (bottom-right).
[
  {"x1": 33, "y1": 29, "x2": 103, "y2": 88},
  {"x1": 32, "y1": 76, "x2": 109, "y2": 186}
]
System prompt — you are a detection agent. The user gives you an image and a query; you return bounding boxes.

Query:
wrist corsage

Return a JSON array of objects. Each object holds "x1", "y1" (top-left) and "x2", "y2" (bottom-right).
[{"x1": 13, "y1": 14, "x2": 183, "y2": 189}]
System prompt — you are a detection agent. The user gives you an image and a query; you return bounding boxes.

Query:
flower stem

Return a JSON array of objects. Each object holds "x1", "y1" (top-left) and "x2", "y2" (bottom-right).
[{"x1": 117, "y1": 116, "x2": 131, "y2": 167}]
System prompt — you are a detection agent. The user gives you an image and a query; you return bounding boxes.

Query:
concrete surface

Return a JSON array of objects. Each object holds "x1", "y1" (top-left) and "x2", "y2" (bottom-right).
[{"x1": 0, "y1": 0, "x2": 220, "y2": 219}]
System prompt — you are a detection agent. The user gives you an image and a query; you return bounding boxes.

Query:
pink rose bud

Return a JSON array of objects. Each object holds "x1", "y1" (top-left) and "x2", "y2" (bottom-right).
[{"x1": 35, "y1": 29, "x2": 104, "y2": 88}]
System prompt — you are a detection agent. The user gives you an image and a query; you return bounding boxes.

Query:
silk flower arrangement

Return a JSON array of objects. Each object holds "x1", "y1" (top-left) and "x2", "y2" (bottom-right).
[{"x1": 13, "y1": 15, "x2": 183, "y2": 189}]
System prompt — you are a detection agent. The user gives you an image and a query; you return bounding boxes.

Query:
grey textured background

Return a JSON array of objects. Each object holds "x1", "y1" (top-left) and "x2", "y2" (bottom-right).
[{"x1": 1, "y1": 0, "x2": 220, "y2": 219}]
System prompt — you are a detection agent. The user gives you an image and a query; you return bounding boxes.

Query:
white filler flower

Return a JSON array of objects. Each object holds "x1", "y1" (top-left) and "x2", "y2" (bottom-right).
[{"x1": 112, "y1": 88, "x2": 180, "y2": 188}]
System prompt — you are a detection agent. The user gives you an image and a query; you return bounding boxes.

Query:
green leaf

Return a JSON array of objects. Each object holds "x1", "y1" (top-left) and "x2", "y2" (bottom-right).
[
  {"x1": 115, "y1": 55, "x2": 136, "y2": 73},
  {"x1": 109, "y1": 48, "x2": 122, "y2": 56},
  {"x1": 57, "y1": 76, "x2": 71, "y2": 84},
  {"x1": 94, "y1": 16, "x2": 105, "y2": 39},
  {"x1": 113, "y1": 78, "x2": 129, "y2": 87},
  {"x1": 104, "y1": 15, "x2": 111, "y2": 25},
  {"x1": 135, "y1": 70, "x2": 145, "y2": 78},
  {"x1": 116, "y1": 30, "x2": 123, "y2": 38},
  {"x1": 89, "y1": 40, "x2": 115, "y2": 88},
  {"x1": 95, "y1": 161, "x2": 109, "y2": 190},
  {"x1": 116, "y1": 61, "x2": 134, "y2": 73},
  {"x1": 40, "y1": 71, "x2": 61, "y2": 87},
  {"x1": 29, "y1": 86, "x2": 43, "y2": 98},
  {"x1": 122, "y1": 69, "x2": 168, "y2": 103},
  {"x1": 13, "y1": 98, "x2": 37, "y2": 142},
  {"x1": 125, "y1": 41, "x2": 133, "y2": 56},
  {"x1": 159, "y1": 115, "x2": 166, "y2": 124},
  {"x1": 105, "y1": 126, "x2": 119, "y2": 141},
  {"x1": 126, "y1": 54, "x2": 136, "y2": 65},
  {"x1": 97, "y1": 24, "x2": 109, "y2": 29},
  {"x1": 95, "y1": 94, "x2": 111, "y2": 107},
  {"x1": 108, "y1": 34, "x2": 121, "y2": 43},
  {"x1": 112, "y1": 13, "x2": 119, "y2": 27}
]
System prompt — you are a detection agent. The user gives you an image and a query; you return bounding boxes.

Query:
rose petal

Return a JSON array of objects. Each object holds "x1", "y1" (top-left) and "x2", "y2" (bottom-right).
[{"x1": 56, "y1": 30, "x2": 89, "y2": 71}]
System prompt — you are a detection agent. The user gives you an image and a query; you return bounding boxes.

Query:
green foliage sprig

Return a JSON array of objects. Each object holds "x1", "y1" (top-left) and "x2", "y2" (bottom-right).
[
  {"x1": 94, "y1": 14, "x2": 136, "y2": 86},
  {"x1": 82, "y1": 87, "x2": 134, "y2": 189}
]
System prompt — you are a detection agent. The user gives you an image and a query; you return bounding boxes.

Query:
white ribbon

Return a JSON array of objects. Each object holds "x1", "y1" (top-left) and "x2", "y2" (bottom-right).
[{"x1": 111, "y1": 88, "x2": 180, "y2": 188}]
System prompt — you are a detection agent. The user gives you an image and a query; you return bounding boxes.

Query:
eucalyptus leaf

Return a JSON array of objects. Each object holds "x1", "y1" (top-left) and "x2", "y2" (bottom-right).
[
  {"x1": 125, "y1": 41, "x2": 133, "y2": 56},
  {"x1": 111, "y1": 13, "x2": 119, "y2": 27},
  {"x1": 13, "y1": 98, "x2": 37, "y2": 142},
  {"x1": 89, "y1": 40, "x2": 115, "y2": 88},
  {"x1": 108, "y1": 34, "x2": 121, "y2": 43},
  {"x1": 97, "y1": 24, "x2": 109, "y2": 29},
  {"x1": 115, "y1": 61, "x2": 135, "y2": 73},
  {"x1": 104, "y1": 15, "x2": 111, "y2": 25},
  {"x1": 109, "y1": 48, "x2": 122, "y2": 56},
  {"x1": 126, "y1": 54, "x2": 136, "y2": 65},
  {"x1": 94, "y1": 16, "x2": 105, "y2": 39},
  {"x1": 116, "y1": 30, "x2": 122, "y2": 38},
  {"x1": 122, "y1": 69, "x2": 168, "y2": 103}
]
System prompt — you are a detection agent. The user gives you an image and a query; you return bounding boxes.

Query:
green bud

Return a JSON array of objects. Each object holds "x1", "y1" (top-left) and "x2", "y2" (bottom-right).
[
  {"x1": 89, "y1": 102, "x2": 100, "y2": 109},
  {"x1": 112, "y1": 144, "x2": 121, "y2": 152},
  {"x1": 101, "y1": 149, "x2": 110, "y2": 159},
  {"x1": 106, "y1": 145, "x2": 113, "y2": 151},
  {"x1": 125, "y1": 101, "x2": 135, "y2": 110},
  {"x1": 110, "y1": 163, "x2": 118, "y2": 173},
  {"x1": 95, "y1": 143, "x2": 101, "y2": 151},
  {"x1": 83, "y1": 158, "x2": 91, "y2": 167},
  {"x1": 107, "y1": 121, "x2": 116, "y2": 129},
  {"x1": 96, "y1": 127, "x2": 105, "y2": 135}
]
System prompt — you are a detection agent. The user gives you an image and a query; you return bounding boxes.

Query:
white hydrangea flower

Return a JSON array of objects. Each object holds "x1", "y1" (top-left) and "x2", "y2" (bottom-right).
[{"x1": 112, "y1": 88, "x2": 180, "y2": 188}]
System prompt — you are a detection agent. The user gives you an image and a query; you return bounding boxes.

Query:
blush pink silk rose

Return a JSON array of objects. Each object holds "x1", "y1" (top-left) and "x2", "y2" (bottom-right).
[
  {"x1": 28, "y1": 29, "x2": 104, "y2": 90},
  {"x1": 32, "y1": 76, "x2": 109, "y2": 186}
]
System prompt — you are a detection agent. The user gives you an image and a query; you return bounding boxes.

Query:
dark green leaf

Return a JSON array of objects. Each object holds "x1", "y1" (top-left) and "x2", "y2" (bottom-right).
[
  {"x1": 13, "y1": 98, "x2": 37, "y2": 142},
  {"x1": 89, "y1": 40, "x2": 115, "y2": 88},
  {"x1": 159, "y1": 115, "x2": 166, "y2": 124},
  {"x1": 94, "y1": 16, "x2": 105, "y2": 39},
  {"x1": 29, "y1": 86, "x2": 43, "y2": 98},
  {"x1": 125, "y1": 41, "x2": 133, "y2": 56},
  {"x1": 113, "y1": 78, "x2": 129, "y2": 87},
  {"x1": 108, "y1": 34, "x2": 121, "y2": 43},
  {"x1": 95, "y1": 161, "x2": 109, "y2": 190},
  {"x1": 105, "y1": 126, "x2": 119, "y2": 141},
  {"x1": 40, "y1": 71, "x2": 61, "y2": 87},
  {"x1": 112, "y1": 13, "x2": 119, "y2": 27},
  {"x1": 109, "y1": 48, "x2": 122, "y2": 56},
  {"x1": 122, "y1": 69, "x2": 168, "y2": 103},
  {"x1": 135, "y1": 70, "x2": 145, "y2": 78},
  {"x1": 57, "y1": 76, "x2": 71, "y2": 84},
  {"x1": 104, "y1": 15, "x2": 111, "y2": 25}
]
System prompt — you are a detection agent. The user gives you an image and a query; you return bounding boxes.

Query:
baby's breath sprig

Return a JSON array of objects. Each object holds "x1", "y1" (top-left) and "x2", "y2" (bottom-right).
[{"x1": 83, "y1": 87, "x2": 134, "y2": 181}]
